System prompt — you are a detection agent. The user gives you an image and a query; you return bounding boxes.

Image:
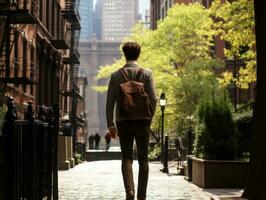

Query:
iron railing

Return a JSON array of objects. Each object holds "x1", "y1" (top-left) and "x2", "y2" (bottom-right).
[
  {"x1": 50, "y1": 25, "x2": 71, "y2": 49},
  {"x1": 61, "y1": 0, "x2": 81, "y2": 27},
  {"x1": 0, "y1": 0, "x2": 39, "y2": 24},
  {"x1": 1, "y1": 97, "x2": 59, "y2": 200}
]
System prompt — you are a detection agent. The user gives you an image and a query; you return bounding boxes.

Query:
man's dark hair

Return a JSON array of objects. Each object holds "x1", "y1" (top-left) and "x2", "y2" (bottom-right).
[{"x1": 122, "y1": 42, "x2": 141, "y2": 61}]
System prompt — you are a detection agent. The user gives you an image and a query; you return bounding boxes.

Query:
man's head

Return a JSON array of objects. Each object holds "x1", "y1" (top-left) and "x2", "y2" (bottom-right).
[{"x1": 122, "y1": 42, "x2": 141, "y2": 61}]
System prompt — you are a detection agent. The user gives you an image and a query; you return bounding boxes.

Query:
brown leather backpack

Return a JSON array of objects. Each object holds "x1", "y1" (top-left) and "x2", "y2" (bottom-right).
[{"x1": 119, "y1": 67, "x2": 152, "y2": 118}]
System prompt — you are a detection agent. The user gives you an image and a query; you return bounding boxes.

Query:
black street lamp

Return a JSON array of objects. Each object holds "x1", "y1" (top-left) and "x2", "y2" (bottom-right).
[
  {"x1": 187, "y1": 115, "x2": 193, "y2": 155},
  {"x1": 226, "y1": 56, "x2": 244, "y2": 112},
  {"x1": 187, "y1": 115, "x2": 193, "y2": 181},
  {"x1": 159, "y1": 93, "x2": 169, "y2": 173},
  {"x1": 162, "y1": 133, "x2": 169, "y2": 173},
  {"x1": 159, "y1": 93, "x2": 166, "y2": 162},
  {"x1": 233, "y1": 55, "x2": 237, "y2": 112}
]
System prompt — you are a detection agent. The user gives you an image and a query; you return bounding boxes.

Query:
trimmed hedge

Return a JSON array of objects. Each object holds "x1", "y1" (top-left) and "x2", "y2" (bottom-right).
[{"x1": 194, "y1": 93, "x2": 237, "y2": 160}]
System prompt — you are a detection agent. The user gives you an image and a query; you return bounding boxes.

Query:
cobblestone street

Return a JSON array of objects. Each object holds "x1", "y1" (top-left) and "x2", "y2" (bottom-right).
[{"x1": 59, "y1": 160, "x2": 210, "y2": 200}]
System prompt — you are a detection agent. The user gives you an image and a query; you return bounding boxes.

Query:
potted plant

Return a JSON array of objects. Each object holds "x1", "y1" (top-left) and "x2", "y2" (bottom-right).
[{"x1": 192, "y1": 93, "x2": 249, "y2": 188}]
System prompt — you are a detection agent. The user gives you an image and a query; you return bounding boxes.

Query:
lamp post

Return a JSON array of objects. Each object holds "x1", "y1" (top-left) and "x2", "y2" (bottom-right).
[
  {"x1": 159, "y1": 93, "x2": 166, "y2": 162},
  {"x1": 233, "y1": 55, "x2": 237, "y2": 112},
  {"x1": 226, "y1": 56, "x2": 243, "y2": 112},
  {"x1": 159, "y1": 93, "x2": 168, "y2": 173},
  {"x1": 187, "y1": 115, "x2": 193, "y2": 155},
  {"x1": 162, "y1": 133, "x2": 169, "y2": 173},
  {"x1": 187, "y1": 115, "x2": 193, "y2": 181}
]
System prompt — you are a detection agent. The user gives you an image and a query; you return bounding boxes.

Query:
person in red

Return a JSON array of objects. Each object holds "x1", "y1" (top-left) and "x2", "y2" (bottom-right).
[{"x1": 106, "y1": 42, "x2": 157, "y2": 200}]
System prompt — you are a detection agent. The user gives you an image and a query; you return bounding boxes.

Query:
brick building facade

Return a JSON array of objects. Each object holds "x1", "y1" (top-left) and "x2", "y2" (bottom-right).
[{"x1": 0, "y1": 0, "x2": 86, "y2": 170}]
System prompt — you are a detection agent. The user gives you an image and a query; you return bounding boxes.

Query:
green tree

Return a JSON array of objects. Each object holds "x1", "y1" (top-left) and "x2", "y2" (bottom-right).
[
  {"x1": 210, "y1": 0, "x2": 256, "y2": 89},
  {"x1": 96, "y1": 3, "x2": 222, "y2": 135}
]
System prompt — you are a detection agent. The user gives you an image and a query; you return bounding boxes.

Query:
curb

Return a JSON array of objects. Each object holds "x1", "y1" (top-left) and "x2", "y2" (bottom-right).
[{"x1": 211, "y1": 197, "x2": 246, "y2": 200}]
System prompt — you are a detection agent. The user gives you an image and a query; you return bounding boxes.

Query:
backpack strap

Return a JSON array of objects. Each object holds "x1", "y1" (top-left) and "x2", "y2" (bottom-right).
[
  {"x1": 119, "y1": 67, "x2": 144, "y2": 81},
  {"x1": 136, "y1": 68, "x2": 144, "y2": 81},
  {"x1": 119, "y1": 68, "x2": 129, "y2": 81}
]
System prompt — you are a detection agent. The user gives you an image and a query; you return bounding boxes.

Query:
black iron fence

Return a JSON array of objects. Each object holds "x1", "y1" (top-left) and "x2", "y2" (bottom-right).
[{"x1": 1, "y1": 97, "x2": 59, "y2": 200}]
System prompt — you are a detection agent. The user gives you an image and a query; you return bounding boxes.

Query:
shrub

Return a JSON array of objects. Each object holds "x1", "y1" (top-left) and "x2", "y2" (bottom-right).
[
  {"x1": 74, "y1": 153, "x2": 82, "y2": 164},
  {"x1": 193, "y1": 93, "x2": 237, "y2": 160},
  {"x1": 234, "y1": 108, "x2": 253, "y2": 159},
  {"x1": 149, "y1": 144, "x2": 161, "y2": 161}
]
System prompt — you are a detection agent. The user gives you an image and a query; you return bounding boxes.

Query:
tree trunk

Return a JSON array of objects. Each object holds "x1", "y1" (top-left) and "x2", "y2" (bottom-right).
[{"x1": 242, "y1": 0, "x2": 266, "y2": 199}]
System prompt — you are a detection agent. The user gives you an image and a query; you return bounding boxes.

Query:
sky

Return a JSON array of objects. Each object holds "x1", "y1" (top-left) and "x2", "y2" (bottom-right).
[{"x1": 139, "y1": 0, "x2": 150, "y2": 19}]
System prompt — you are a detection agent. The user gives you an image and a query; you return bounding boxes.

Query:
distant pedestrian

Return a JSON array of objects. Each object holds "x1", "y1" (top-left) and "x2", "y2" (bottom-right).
[
  {"x1": 94, "y1": 133, "x2": 101, "y2": 150},
  {"x1": 106, "y1": 41, "x2": 157, "y2": 200},
  {"x1": 88, "y1": 135, "x2": 95, "y2": 149},
  {"x1": 105, "y1": 131, "x2": 111, "y2": 150}
]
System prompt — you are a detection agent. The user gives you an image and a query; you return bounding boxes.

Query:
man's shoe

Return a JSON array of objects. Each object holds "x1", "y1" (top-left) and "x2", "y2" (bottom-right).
[{"x1": 126, "y1": 191, "x2": 134, "y2": 200}]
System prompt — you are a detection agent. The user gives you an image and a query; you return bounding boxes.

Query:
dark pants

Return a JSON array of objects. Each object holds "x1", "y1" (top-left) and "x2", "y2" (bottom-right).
[{"x1": 116, "y1": 120, "x2": 150, "y2": 200}]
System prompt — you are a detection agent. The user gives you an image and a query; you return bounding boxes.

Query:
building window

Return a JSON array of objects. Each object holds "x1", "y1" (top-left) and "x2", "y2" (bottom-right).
[
  {"x1": 228, "y1": 83, "x2": 235, "y2": 106},
  {"x1": 57, "y1": 6, "x2": 60, "y2": 38},
  {"x1": 46, "y1": 0, "x2": 50, "y2": 30},
  {"x1": 202, "y1": 0, "x2": 208, "y2": 8},
  {"x1": 211, "y1": 36, "x2": 216, "y2": 57},
  {"x1": 60, "y1": 17, "x2": 64, "y2": 40},
  {"x1": 239, "y1": 88, "x2": 250, "y2": 104},
  {"x1": 22, "y1": 38, "x2": 27, "y2": 93},
  {"x1": 30, "y1": 46, "x2": 34, "y2": 95},
  {"x1": 51, "y1": 0, "x2": 55, "y2": 36},
  {"x1": 161, "y1": 7, "x2": 165, "y2": 19},
  {"x1": 14, "y1": 31, "x2": 19, "y2": 80},
  {"x1": 39, "y1": 1, "x2": 43, "y2": 21}
]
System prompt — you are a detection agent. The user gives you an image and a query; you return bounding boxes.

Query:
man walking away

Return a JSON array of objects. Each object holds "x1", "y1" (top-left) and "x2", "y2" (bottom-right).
[{"x1": 106, "y1": 42, "x2": 157, "y2": 200}]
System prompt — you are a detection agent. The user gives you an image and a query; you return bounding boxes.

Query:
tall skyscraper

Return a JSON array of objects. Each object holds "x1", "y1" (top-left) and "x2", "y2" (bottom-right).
[
  {"x1": 79, "y1": 0, "x2": 94, "y2": 40},
  {"x1": 100, "y1": 0, "x2": 140, "y2": 41},
  {"x1": 94, "y1": 0, "x2": 103, "y2": 40}
]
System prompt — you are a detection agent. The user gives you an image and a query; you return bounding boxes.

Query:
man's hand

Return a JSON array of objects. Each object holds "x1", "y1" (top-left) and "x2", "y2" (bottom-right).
[{"x1": 108, "y1": 127, "x2": 118, "y2": 139}]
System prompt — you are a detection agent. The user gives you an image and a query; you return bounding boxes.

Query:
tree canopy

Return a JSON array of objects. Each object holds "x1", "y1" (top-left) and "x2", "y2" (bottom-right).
[
  {"x1": 95, "y1": 3, "x2": 222, "y2": 135},
  {"x1": 210, "y1": 0, "x2": 256, "y2": 89}
]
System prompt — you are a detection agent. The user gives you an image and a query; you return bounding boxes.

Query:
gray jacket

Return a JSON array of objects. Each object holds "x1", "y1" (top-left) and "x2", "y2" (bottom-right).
[{"x1": 106, "y1": 63, "x2": 157, "y2": 128}]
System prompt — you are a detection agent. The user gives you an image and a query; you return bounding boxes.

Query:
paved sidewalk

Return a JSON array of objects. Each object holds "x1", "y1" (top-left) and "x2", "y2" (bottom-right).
[
  {"x1": 204, "y1": 189, "x2": 244, "y2": 200},
  {"x1": 59, "y1": 160, "x2": 210, "y2": 200}
]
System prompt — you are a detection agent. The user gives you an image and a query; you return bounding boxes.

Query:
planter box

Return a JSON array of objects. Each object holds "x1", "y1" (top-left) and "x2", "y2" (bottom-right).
[
  {"x1": 0, "y1": 136, "x2": 7, "y2": 200},
  {"x1": 192, "y1": 157, "x2": 249, "y2": 188}
]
